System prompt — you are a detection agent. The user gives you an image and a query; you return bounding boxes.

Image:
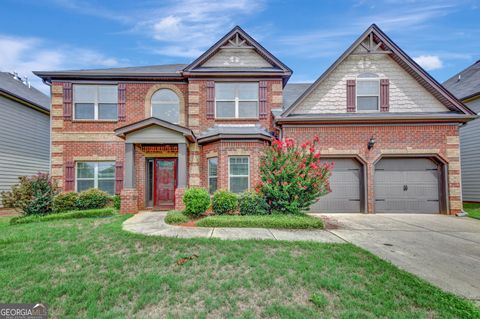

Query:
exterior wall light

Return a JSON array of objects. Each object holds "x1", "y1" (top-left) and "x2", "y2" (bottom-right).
[{"x1": 368, "y1": 136, "x2": 376, "y2": 150}]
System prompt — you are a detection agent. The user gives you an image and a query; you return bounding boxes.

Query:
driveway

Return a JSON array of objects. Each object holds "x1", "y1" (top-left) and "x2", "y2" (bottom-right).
[{"x1": 320, "y1": 213, "x2": 480, "y2": 301}]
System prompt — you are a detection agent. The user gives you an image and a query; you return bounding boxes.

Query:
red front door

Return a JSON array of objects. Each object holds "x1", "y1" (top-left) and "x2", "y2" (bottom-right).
[{"x1": 154, "y1": 158, "x2": 177, "y2": 210}]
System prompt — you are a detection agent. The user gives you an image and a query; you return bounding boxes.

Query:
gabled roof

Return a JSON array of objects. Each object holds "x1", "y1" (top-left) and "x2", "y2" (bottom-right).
[
  {"x1": 443, "y1": 60, "x2": 480, "y2": 101},
  {"x1": 183, "y1": 26, "x2": 292, "y2": 81},
  {"x1": 281, "y1": 24, "x2": 475, "y2": 117},
  {"x1": 115, "y1": 117, "x2": 196, "y2": 142},
  {"x1": 0, "y1": 72, "x2": 50, "y2": 112}
]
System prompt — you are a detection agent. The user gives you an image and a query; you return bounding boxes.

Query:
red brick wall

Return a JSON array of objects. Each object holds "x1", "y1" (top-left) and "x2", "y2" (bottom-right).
[{"x1": 283, "y1": 124, "x2": 462, "y2": 214}]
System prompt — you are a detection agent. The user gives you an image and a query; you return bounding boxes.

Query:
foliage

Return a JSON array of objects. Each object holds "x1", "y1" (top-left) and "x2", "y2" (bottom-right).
[
  {"x1": 10, "y1": 208, "x2": 115, "y2": 225},
  {"x1": 53, "y1": 192, "x2": 79, "y2": 213},
  {"x1": 463, "y1": 203, "x2": 480, "y2": 220},
  {"x1": 164, "y1": 210, "x2": 190, "y2": 225},
  {"x1": 182, "y1": 187, "x2": 211, "y2": 217},
  {"x1": 76, "y1": 188, "x2": 110, "y2": 210},
  {"x1": 239, "y1": 191, "x2": 269, "y2": 215},
  {"x1": 195, "y1": 214, "x2": 324, "y2": 229},
  {"x1": 0, "y1": 173, "x2": 58, "y2": 215},
  {"x1": 258, "y1": 137, "x2": 332, "y2": 214},
  {"x1": 310, "y1": 293, "x2": 328, "y2": 309},
  {"x1": 112, "y1": 195, "x2": 121, "y2": 210},
  {"x1": 212, "y1": 190, "x2": 238, "y2": 215}
]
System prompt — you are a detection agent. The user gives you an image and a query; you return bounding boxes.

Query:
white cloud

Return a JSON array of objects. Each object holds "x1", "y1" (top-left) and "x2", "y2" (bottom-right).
[
  {"x1": 0, "y1": 34, "x2": 122, "y2": 94},
  {"x1": 413, "y1": 55, "x2": 443, "y2": 70}
]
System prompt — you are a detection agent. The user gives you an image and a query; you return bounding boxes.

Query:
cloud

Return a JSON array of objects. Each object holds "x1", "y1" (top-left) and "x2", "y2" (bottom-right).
[
  {"x1": 0, "y1": 34, "x2": 122, "y2": 94},
  {"x1": 413, "y1": 55, "x2": 443, "y2": 70}
]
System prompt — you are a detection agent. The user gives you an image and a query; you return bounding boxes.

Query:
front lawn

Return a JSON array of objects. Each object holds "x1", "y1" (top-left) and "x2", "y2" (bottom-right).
[
  {"x1": 1, "y1": 216, "x2": 478, "y2": 318},
  {"x1": 196, "y1": 214, "x2": 324, "y2": 229},
  {"x1": 464, "y1": 203, "x2": 480, "y2": 220}
]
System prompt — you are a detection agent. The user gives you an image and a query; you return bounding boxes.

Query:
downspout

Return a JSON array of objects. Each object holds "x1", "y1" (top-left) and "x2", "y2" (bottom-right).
[
  {"x1": 42, "y1": 78, "x2": 53, "y2": 178},
  {"x1": 456, "y1": 122, "x2": 468, "y2": 217}
]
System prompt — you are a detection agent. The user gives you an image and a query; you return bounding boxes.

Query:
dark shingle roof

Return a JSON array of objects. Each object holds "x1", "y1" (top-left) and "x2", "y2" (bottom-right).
[
  {"x1": 0, "y1": 72, "x2": 50, "y2": 111},
  {"x1": 283, "y1": 83, "x2": 311, "y2": 110},
  {"x1": 443, "y1": 60, "x2": 480, "y2": 100},
  {"x1": 197, "y1": 124, "x2": 272, "y2": 142}
]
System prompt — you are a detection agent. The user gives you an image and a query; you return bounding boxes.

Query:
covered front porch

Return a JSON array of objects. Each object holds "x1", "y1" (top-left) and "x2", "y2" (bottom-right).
[{"x1": 114, "y1": 117, "x2": 196, "y2": 213}]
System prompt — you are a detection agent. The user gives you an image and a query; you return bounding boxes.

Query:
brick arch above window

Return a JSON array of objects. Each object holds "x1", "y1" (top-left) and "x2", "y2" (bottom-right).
[{"x1": 144, "y1": 84, "x2": 186, "y2": 126}]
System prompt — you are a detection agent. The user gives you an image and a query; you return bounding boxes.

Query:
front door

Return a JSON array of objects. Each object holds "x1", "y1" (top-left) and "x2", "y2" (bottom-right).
[{"x1": 154, "y1": 158, "x2": 177, "y2": 210}]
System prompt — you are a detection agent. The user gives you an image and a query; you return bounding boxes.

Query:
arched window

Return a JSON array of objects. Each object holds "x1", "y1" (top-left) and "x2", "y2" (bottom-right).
[{"x1": 151, "y1": 89, "x2": 180, "y2": 124}]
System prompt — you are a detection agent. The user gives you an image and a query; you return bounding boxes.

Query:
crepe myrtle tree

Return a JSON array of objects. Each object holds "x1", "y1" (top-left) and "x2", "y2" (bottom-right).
[{"x1": 257, "y1": 136, "x2": 333, "y2": 214}]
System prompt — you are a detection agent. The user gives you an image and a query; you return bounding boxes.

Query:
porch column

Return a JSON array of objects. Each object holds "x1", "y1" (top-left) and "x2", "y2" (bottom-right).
[
  {"x1": 124, "y1": 143, "x2": 135, "y2": 188},
  {"x1": 177, "y1": 143, "x2": 187, "y2": 188}
]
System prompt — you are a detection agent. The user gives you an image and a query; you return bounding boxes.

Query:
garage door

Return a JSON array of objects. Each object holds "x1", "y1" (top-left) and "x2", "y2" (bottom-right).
[
  {"x1": 375, "y1": 158, "x2": 440, "y2": 213},
  {"x1": 310, "y1": 158, "x2": 363, "y2": 213}
]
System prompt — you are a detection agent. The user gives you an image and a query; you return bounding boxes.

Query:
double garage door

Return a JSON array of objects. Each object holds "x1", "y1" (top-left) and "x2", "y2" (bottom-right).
[{"x1": 310, "y1": 157, "x2": 440, "y2": 214}]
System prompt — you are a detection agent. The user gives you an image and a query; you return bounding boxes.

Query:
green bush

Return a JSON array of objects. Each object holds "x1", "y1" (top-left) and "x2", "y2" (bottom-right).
[
  {"x1": 183, "y1": 187, "x2": 210, "y2": 217},
  {"x1": 239, "y1": 191, "x2": 269, "y2": 215},
  {"x1": 196, "y1": 214, "x2": 324, "y2": 229},
  {"x1": 77, "y1": 188, "x2": 110, "y2": 210},
  {"x1": 10, "y1": 208, "x2": 115, "y2": 225},
  {"x1": 164, "y1": 210, "x2": 190, "y2": 225},
  {"x1": 1, "y1": 173, "x2": 58, "y2": 215},
  {"x1": 53, "y1": 192, "x2": 79, "y2": 213},
  {"x1": 212, "y1": 190, "x2": 238, "y2": 215},
  {"x1": 112, "y1": 195, "x2": 121, "y2": 210}
]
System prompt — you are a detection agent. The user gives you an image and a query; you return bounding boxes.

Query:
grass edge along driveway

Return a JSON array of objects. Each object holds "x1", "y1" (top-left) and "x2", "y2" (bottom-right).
[{"x1": 0, "y1": 215, "x2": 478, "y2": 318}]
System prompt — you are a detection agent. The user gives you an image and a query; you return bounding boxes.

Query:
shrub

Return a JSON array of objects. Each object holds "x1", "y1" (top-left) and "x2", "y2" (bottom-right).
[
  {"x1": 212, "y1": 190, "x2": 238, "y2": 215},
  {"x1": 258, "y1": 137, "x2": 332, "y2": 214},
  {"x1": 112, "y1": 195, "x2": 121, "y2": 210},
  {"x1": 10, "y1": 207, "x2": 115, "y2": 225},
  {"x1": 1, "y1": 173, "x2": 57, "y2": 215},
  {"x1": 239, "y1": 191, "x2": 269, "y2": 215},
  {"x1": 183, "y1": 187, "x2": 210, "y2": 217},
  {"x1": 77, "y1": 188, "x2": 110, "y2": 210},
  {"x1": 164, "y1": 210, "x2": 190, "y2": 225},
  {"x1": 53, "y1": 192, "x2": 79, "y2": 213}
]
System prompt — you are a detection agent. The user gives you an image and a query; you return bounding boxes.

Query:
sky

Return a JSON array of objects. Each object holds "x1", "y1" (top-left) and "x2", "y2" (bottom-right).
[{"x1": 0, "y1": 0, "x2": 479, "y2": 94}]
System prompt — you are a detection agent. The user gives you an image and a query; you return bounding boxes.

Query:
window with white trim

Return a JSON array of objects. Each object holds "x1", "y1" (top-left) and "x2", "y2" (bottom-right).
[
  {"x1": 229, "y1": 156, "x2": 249, "y2": 193},
  {"x1": 73, "y1": 85, "x2": 118, "y2": 120},
  {"x1": 76, "y1": 162, "x2": 115, "y2": 195},
  {"x1": 151, "y1": 89, "x2": 180, "y2": 124},
  {"x1": 356, "y1": 73, "x2": 379, "y2": 111},
  {"x1": 208, "y1": 157, "x2": 218, "y2": 194},
  {"x1": 215, "y1": 83, "x2": 258, "y2": 118}
]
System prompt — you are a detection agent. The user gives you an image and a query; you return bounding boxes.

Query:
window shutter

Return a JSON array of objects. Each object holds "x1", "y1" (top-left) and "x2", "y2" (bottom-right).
[
  {"x1": 380, "y1": 79, "x2": 390, "y2": 112},
  {"x1": 206, "y1": 81, "x2": 215, "y2": 119},
  {"x1": 346, "y1": 80, "x2": 356, "y2": 112},
  {"x1": 118, "y1": 83, "x2": 126, "y2": 121},
  {"x1": 115, "y1": 161, "x2": 124, "y2": 194},
  {"x1": 63, "y1": 82, "x2": 73, "y2": 120},
  {"x1": 65, "y1": 160, "x2": 75, "y2": 191},
  {"x1": 259, "y1": 81, "x2": 267, "y2": 119}
]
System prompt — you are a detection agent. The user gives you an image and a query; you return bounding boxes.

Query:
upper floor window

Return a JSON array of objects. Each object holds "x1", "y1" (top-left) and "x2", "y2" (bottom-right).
[
  {"x1": 73, "y1": 85, "x2": 118, "y2": 120},
  {"x1": 215, "y1": 83, "x2": 258, "y2": 118},
  {"x1": 151, "y1": 89, "x2": 180, "y2": 124},
  {"x1": 356, "y1": 73, "x2": 379, "y2": 112}
]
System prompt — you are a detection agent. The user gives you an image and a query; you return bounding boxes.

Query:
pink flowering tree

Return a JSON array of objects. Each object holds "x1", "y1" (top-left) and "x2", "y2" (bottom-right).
[{"x1": 257, "y1": 136, "x2": 333, "y2": 214}]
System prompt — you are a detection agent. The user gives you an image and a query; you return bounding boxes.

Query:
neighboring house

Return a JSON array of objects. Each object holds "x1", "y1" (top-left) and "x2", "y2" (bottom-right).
[
  {"x1": 0, "y1": 72, "x2": 50, "y2": 206},
  {"x1": 443, "y1": 61, "x2": 480, "y2": 202},
  {"x1": 34, "y1": 24, "x2": 474, "y2": 215}
]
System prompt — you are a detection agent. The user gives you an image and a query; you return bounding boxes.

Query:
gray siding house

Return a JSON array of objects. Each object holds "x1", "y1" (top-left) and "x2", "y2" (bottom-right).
[
  {"x1": 0, "y1": 72, "x2": 50, "y2": 206},
  {"x1": 443, "y1": 60, "x2": 480, "y2": 202}
]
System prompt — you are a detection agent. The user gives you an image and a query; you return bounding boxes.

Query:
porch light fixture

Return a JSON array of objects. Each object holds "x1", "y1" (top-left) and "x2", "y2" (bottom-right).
[{"x1": 367, "y1": 136, "x2": 376, "y2": 150}]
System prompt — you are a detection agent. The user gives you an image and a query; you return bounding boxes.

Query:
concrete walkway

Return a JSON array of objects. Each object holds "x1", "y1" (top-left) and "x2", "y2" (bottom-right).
[{"x1": 122, "y1": 211, "x2": 344, "y2": 242}]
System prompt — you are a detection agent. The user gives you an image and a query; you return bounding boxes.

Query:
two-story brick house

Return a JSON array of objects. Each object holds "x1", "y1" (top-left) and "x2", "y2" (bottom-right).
[{"x1": 34, "y1": 25, "x2": 475, "y2": 215}]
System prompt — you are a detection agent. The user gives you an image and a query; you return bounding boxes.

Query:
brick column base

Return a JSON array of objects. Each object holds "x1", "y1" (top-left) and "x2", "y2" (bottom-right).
[
  {"x1": 175, "y1": 187, "x2": 185, "y2": 211},
  {"x1": 120, "y1": 188, "x2": 138, "y2": 214}
]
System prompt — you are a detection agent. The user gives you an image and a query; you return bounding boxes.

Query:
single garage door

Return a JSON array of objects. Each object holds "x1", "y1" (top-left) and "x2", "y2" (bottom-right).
[
  {"x1": 375, "y1": 158, "x2": 440, "y2": 213},
  {"x1": 310, "y1": 158, "x2": 363, "y2": 213}
]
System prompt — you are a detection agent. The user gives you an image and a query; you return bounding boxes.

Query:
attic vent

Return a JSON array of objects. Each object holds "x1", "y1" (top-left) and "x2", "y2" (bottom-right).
[{"x1": 457, "y1": 74, "x2": 461, "y2": 82}]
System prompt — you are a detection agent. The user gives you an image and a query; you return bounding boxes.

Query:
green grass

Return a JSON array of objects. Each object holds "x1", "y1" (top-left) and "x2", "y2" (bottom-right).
[
  {"x1": 164, "y1": 210, "x2": 190, "y2": 225},
  {"x1": 464, "y1": 203, "x2": 480, "y2": 220},
  {"x1": 196, "y1": 214, "x2": 324, "y2": 229},
  {"x1": 0, "y1": 216, "x2": 478, "y2": 318},
  {"x1": 9, "y1": 208, "x2": 116, "y2": 225}
]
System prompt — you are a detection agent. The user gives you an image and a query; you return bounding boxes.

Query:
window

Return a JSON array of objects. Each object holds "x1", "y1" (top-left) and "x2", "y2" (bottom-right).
[
  {"x1": 76, "y1": 162, "x2": 115, "y2": 195},
  {"x1": 73, "y1": 85, "x2": 118, "y2": 120},
  {"x1": 229, "y1": 156, "x2": 249, "y2": 193},
  {"x1": 151, "y1": 89, "x2": 180, "y2": 124},
  {"x1": 356, "y1": 74, "x2": 379, "y2": 111},
  {"x1": 215, "y1": 83, "x2": 258, "y2": 118},
  {"x1": 208, "y1": 157, "x2": 218, "y2": 194}
]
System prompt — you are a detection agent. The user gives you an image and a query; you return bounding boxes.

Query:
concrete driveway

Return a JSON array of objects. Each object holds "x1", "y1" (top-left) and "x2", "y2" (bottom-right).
[{"x1": 319, "y1": 213, "x2": 480, "y2": 301}]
